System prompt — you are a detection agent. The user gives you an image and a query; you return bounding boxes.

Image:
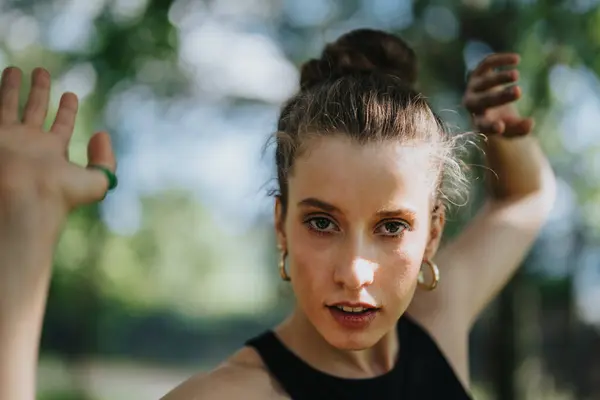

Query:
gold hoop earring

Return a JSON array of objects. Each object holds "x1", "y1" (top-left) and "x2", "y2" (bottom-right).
[
  {"x1": 418, "y1": 260, "x2": 439, "y2": 291},
  {"x1": 279, "y1": 250, "x2": 291, "y2": 282}
]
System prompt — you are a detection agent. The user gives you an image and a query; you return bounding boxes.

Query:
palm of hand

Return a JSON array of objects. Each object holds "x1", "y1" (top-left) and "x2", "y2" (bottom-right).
[{"x1": 0, "y1": 67, "x2": 116, "y2": 236}]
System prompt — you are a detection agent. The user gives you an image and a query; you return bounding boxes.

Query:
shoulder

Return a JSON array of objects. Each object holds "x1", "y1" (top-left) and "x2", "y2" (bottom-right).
[{"x1": 161, "y1": 347, "x2": 288, "y2": 400}]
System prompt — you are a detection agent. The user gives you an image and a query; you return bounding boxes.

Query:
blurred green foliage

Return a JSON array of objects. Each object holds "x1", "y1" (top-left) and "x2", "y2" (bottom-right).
[{"x1": 2, "y1": 0, "x2": 600, "y2": 399}]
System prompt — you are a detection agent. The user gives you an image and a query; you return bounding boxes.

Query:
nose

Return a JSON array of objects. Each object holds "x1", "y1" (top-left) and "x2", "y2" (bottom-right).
[{"x1": 333, "y1": 254, "x2": 377, "y2": 291}]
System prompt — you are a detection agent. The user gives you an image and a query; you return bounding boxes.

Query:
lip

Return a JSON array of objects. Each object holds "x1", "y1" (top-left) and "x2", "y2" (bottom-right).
[
  {"x1": 328, "y1": 302, "x2": 379, "y2": 309},
  {"x1": 328, "y1": 306, "x2": 379, "y2": 329}
]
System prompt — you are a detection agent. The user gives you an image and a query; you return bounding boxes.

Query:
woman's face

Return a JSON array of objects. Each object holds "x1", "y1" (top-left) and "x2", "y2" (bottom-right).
[{"x1": 275, "y1": 135, "x2": 444, "y2": 350}]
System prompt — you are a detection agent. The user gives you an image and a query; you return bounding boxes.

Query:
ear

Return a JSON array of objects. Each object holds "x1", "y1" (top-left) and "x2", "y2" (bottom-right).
[
  {"x1": 274, "y1": 196, "x2": 287, "y2": 251},
  {"x1": 424, "y1": 200, "x2": 445, "y2": 261}
]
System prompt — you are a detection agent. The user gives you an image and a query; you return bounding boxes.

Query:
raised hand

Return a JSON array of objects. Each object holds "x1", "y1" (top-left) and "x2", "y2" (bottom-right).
[
  {"x1": 463, "y1": 53, "x2": 534, "y2": 138},
  {"x1": 0, "y1": 66, "x2": 116, "y2": 243},
  {"x1": 0, "y1": 66, "x2": 118, "y2": 400}
]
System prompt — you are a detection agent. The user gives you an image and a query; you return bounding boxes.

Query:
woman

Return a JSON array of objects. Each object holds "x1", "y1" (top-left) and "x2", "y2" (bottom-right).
[{"x1": 0, "y1": 29, "x2": 555, "y2": 399}]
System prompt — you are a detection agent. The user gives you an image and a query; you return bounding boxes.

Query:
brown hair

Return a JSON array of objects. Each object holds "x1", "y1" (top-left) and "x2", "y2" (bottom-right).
[{"x1": 273, "y1": 29, "x2": 469, "y2": 215}]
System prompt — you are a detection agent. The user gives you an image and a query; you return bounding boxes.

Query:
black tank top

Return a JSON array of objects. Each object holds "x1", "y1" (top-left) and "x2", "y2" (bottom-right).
[{"x1": 245, "y1": 316, "x2": 471, "y2": 399}]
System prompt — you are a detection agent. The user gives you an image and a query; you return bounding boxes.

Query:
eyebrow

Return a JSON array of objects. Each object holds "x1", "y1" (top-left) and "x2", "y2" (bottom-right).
[
  {"x1": 298, "y1": 197, "x2": 417, "y2": 219},
  {"x1": 375, "y1": 208, "x2": 417, "y2": 220},
  {"x1": 298, "y1": 198, "x2": 341, "y2": 213}
]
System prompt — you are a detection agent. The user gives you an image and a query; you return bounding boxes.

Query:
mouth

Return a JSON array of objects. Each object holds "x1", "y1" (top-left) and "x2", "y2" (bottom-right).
[
  {"x1": 327, "y1": 303, "x2": 380, "y2": 329},
  {"x1": 327, "y1": 303, "x2": 380, "y2": 314}
]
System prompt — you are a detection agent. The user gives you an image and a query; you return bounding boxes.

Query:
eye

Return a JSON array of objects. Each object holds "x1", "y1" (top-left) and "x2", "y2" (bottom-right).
[
  {"x1": 375, "y1": 220, "x2": 409, "y2": 237},
  {"x1": 305, "y1": 216, "x2": 339, "y2": 233}
]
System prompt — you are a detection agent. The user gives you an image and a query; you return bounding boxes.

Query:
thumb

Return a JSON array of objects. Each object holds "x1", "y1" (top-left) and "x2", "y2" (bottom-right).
[
  {"x1": 63, "y1": 131, "x2": 117, "y2": 207},
  {"x1": 503, "y1": 117, "x2": 535, "y2": 138},
  {"x1": 87, "y1": 131, "x2": 116, "y2": 170},
  {"x1": 474, "y1": 115, "x2": 505, "y2": 136}
]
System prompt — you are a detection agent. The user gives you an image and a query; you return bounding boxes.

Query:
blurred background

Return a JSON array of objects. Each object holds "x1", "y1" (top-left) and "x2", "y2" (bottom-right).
[{"x1": 0, "y1": 0, "x2": 599, "y2": 398}]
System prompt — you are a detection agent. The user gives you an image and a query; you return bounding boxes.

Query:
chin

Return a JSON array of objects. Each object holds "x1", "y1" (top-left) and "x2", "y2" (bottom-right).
[
  {"x1": 328, "y1": 331, "x2": 381, "y2": 351},
  {"x1": 318, "y1": 322, "x2": 384, "y2": 351}
]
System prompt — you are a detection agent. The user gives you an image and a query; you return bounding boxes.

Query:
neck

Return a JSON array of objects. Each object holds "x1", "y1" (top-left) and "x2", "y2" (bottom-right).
[{"x1": 275, "y1": 307, "x2": 399, "y2": 379}]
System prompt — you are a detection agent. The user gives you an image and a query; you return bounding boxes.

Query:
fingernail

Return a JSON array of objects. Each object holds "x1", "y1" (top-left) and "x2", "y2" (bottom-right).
[{"x1": 2, "y1": 67, "x2": 17, "y2": 79}]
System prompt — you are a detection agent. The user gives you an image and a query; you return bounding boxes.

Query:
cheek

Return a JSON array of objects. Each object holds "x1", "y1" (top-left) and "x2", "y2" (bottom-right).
[
  {"x1": 378, "y1": 231, "x2": 429, "y2": 293},
  {"x1": 286, "y1": 222, "x2": 332, "y2": 294}
]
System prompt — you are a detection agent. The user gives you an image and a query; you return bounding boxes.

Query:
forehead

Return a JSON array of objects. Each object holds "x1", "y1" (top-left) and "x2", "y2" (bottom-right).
[{"x1": 288, "y1": 136, "x2": 435, "y2": 213}]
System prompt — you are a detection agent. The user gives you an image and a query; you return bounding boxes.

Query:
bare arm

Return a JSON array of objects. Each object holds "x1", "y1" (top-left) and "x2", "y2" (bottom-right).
[
  {"x1": 0, "y1": 66, "x2": 115, "y2": 399},
  {"x1": 407, "y1": 53, "x2": 556, "y2": 385},
  {"x1": 0, "y1": 239, "x2": 54, "y2": 400},
  {"x1": 446, "y1": 132, "x2": 555, "y2": 322}
]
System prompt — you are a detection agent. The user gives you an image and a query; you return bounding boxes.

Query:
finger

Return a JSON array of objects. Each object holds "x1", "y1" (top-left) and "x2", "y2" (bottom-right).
[
  {"x1": 473, "y1": 115, "x2": 505, "y2": 135},
  {"x1": 503, "y1": 117, "x2": 535, "y2": 138},
  {"x1": 64, "y1": 132, "x2": 116, "y2": 206},
  {"x1": 50, "y1": 92, "x2": 79, "y2": 140},
  {"x1": 0, "y1": 67, "x2": 22, "y2": 124},
  {"x1": 472, "y1": 53, "x2": 520, "y2": 76},
  {"x1": 22, "y1": 68, "x2": 51, "y2": 127},
  {"x1": 464, "y1": 86, "x2": 520, "y2": 114},
  {"x1": 469, "y1": 70, "x2": 519, "y2": 92}
]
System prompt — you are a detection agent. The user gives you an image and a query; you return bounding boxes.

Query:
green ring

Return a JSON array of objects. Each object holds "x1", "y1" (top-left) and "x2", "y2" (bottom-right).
[{"x1": 88, "y1": 164, "x2": 118, "y2": 191}]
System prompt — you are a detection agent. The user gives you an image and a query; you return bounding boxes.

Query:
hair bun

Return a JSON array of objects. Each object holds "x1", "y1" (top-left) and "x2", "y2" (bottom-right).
[{"x1": 300, "y1": 29, "x2": 418, "y2": 90}]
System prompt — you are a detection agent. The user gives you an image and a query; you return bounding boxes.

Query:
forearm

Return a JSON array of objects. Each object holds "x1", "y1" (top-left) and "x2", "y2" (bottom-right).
[
  {"x1": 0, "y1": 239, "x2": 54, "y2": 400},
  {"x1": 0, "y1": 317, "x2": 44, "y2": 400},
  {"x1": 483, "y1": 135, "x2": 555, "y2": 202}
]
